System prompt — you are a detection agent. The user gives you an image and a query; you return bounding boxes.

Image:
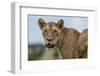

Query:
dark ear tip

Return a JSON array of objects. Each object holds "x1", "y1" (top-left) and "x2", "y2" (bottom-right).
[
  {"x1": 38, "y1": 18, "x2": 42, "y2": 22},
  {"x1": 38, "y1": 18, "x2": 46, "y2": 24},
  {"x1": 57, "y1": 19, "x2": 64, "y2": 24},
  {"x1": 60, "y1": 19, "x2": 63, "y2": 20},
  {"x1": 60, "y1": 19, "x2": 64, "y2": 22}
]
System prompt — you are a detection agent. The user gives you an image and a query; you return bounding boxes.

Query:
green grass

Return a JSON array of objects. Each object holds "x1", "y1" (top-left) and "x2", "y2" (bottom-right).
[
  {"x1": 28, "y1": 44, "x2": 60, "y2": 60},
  {"x1": 28, "y1": 44, "x2": 87, "y2": 60}
]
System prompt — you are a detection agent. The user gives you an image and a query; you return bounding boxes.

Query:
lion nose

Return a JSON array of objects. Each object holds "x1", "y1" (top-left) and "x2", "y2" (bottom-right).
[
  {"x1": 47, "y1": 38, "x2": 53, "y2": 41},
  {"x1": 48, "y1": 43, "x2": 51, "y2": 46}
]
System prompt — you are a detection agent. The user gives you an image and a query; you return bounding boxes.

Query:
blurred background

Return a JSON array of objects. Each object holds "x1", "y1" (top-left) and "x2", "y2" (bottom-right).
[
  {"x1": 28, "y1": 44, "x2": 60, "y2": 60},
  {"x1": 28, "y1": 15, "x2": 88, "y2": 61}
]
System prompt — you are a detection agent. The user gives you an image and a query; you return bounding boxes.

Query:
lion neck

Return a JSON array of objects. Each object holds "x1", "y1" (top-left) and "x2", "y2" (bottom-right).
[{"x1": 56, "y1": 29, "x2": 64, "y2": 48}]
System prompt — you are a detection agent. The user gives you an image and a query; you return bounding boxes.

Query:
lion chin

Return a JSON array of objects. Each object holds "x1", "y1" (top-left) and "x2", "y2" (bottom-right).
[{"x1": 46, "y1": 43, "x2": 55, "y2": 48}]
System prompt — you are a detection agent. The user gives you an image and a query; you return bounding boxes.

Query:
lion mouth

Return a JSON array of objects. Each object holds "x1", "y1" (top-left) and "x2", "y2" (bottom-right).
[{"x1": 46, "y1": 43, "x2": 55, "y2": 48}]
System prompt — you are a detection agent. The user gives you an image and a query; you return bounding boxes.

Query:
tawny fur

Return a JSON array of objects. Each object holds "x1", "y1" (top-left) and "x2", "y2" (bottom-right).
[
  {"x1": 76, "y1": 29, "x2": 88, "y2": 58},
  {"x1": 57, "y1": 28, "x2": 80, "y2": 59},
  {"x1": 38, "y1": 18, "x2": 87, "y2": 59}
]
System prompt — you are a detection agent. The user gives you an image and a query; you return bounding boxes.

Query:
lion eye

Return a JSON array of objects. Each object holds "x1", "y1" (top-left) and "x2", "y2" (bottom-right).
[
  {"x1": 54, "y1": 30, "x2": 57, "y2": 33},
  {"x1": 44, "y1": 30, "x2": 47, "y2": 32},
  {"x1": 44, "y1": 30, "x2": 48, "y2": 34}
]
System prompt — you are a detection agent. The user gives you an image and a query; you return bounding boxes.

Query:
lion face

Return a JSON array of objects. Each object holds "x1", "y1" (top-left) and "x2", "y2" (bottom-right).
[{"x1": 38, "y1": 19, "x2": 64, "y2": 48}]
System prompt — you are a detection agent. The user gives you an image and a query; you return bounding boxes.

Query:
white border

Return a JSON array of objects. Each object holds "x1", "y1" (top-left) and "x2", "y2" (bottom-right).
[{"x1": 11, "y1": 2, "x2": 97, "y2": 74}]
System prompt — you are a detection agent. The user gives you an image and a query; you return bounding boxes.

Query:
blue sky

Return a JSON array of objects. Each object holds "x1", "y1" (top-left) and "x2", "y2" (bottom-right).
[{"x1": 28, "y1": 15, "x2": 88, "y2": 44}]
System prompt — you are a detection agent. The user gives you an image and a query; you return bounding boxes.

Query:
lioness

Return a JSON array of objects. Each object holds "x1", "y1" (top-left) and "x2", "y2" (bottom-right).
[
  {"x1": 77, "y1": 29, "x2": 88, "y2": 58},
  {"x1": 38, "y1": 18, "x2": 81, "y2": 59}
]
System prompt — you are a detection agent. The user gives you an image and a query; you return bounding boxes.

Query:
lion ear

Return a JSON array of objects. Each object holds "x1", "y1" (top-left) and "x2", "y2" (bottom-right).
[
  {"x1": 57, "y1": 19, "x2": 64, "y2": 29},
  {"x1": 38, "y1": 18, "x2": 46, "y2": 30}
]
